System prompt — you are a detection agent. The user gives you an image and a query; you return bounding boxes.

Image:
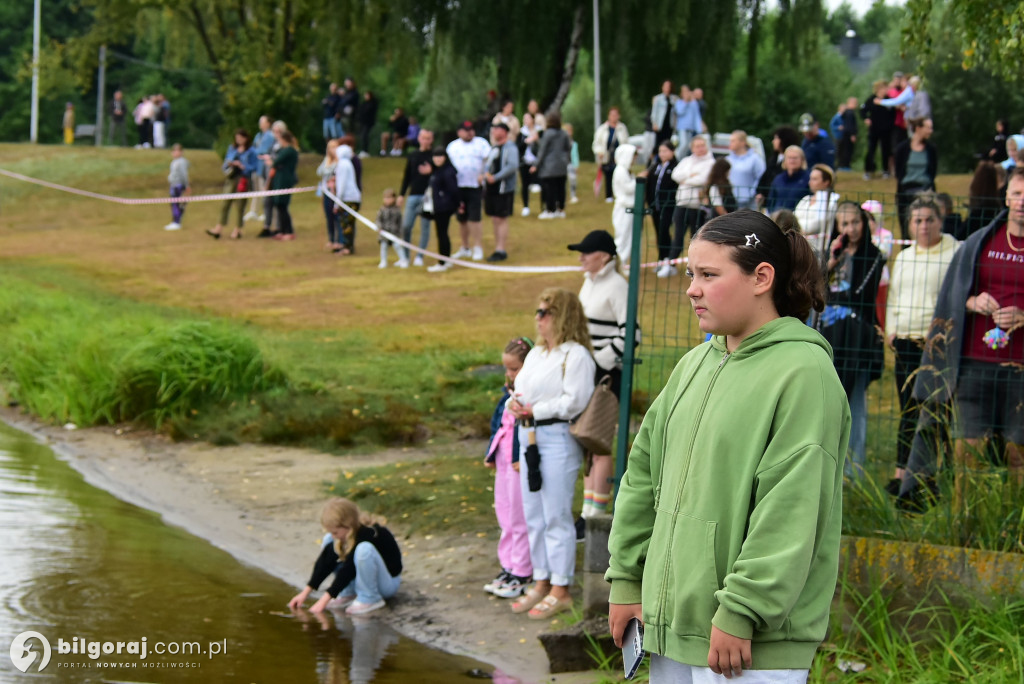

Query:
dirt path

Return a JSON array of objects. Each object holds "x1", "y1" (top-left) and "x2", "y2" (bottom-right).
[{"x1": 2, "y1": 410, "x2": 595, "y2": 683}]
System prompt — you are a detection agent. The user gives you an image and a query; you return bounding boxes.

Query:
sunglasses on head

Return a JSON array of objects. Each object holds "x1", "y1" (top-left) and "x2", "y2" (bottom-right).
[{"x1": 535, "y1": 308, "x2": 551, "y2": 318}]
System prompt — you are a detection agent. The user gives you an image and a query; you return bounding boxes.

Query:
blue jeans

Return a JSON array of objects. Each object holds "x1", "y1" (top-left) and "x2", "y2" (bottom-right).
[
  {"x1": 401, "y1": 195, "x2": 432, "y2": 260},
  {"x1": 323, "y1": 535, "x2": 401, "y2": 605},
  {"x1": 323, "y1": 118, "x2": 343, "y2": 140},
  {"x1": 845, "y1": 373, "x2": 868, "y2": 479}
]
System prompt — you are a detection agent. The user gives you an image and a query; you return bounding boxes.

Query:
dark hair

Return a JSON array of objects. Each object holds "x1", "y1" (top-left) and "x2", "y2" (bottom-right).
[
  {"x1": 773, "y1": 125, "x2": 802, "y2": 153},
  {"x1": 770, "y1": 208, "x2": 801, "y2": 234},
  {"x1": 969, "y1": 160, "x2": 999, "y2": 210},
  {"x1": 430, "y1": 146, "x2": 448, "y2": 160},
  {"x1": 934, "y1": 192, "x2": 954, "y2": 215},
  {"x1": 545, "y1": 111, "x2": 562, "y2": 130},
  {"x1": 1010, "y1": 165, "x2": 1024, "y2": 183},
  {"x1": 503, "y1": 336, "x2": 534, "y2": 363},
  {"x1": 705, "y1": 158, "x2": 732, "y2": 194},
  {"x1": 907, "y1": 116, "x2": 929, "y2": 132},
  {"x1": 234, "y1": 128, "x2": 251, "y2": 149},
  {"x1": 338, "y1": 134, "x2": 357, "y2": 148},
  {"x1": 694, "y1": 210, "x2": 825, "y2": 320},
  {"x1": 278, "y1": 130, "x2": 295, "y2": 145},
  {"x1": 996, "y1": 118, "x2": 1010, "y2": 134},
  {"x1": 658, "y1": 140, "x2": 676, "y2": 153}
]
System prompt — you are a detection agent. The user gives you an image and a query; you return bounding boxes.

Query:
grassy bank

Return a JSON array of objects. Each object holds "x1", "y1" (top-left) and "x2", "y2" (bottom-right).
[{"x1": 0, "y1": 265, "x2": 502, "y2": 450}]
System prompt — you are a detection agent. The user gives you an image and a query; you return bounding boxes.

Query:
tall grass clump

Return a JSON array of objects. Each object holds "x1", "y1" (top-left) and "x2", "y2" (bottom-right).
[
  {"x1": 813, "y1": 577, "x2": 1024, "y2": 682},
  {"x1": 0, "y1": 275, "x2": 286, "y2": 429}
]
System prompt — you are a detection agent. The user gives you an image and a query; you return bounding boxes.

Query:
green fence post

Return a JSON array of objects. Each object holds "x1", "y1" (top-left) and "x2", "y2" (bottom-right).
[{"x1": 613, "y1": 177, "x2": 647, "y2": 500}]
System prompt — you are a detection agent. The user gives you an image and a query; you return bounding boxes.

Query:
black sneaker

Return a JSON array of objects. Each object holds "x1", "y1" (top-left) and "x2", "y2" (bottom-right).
[
  {"x1": 575, "y1": 516, "x2": 586, "y2": 542},
  {"x1": 486, "y1": 251, "x2": 508, "y2": 262},
  {"x1": 483, "y1": 570, "x2": 511, "y2": 594},
  {"x1": 493, "y1": 574, "x2": 532, "y2": 599},
  {"x1": 884, "y1": 478, "x2": 902, "y2": 497},
  {"x1": 256, "y1": 229, "x2": 275, "y2": 238}
]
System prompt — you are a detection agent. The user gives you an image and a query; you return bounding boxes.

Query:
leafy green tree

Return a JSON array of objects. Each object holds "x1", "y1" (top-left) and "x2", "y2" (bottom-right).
[{"x1": 903, "y1": 0, "x2": 1024, "y2": 83}]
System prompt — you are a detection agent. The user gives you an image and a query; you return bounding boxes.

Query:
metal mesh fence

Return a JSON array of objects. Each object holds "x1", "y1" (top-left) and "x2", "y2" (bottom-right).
[{"x1": 626, "y1": 183, "x2": 1016, "y2": 495}]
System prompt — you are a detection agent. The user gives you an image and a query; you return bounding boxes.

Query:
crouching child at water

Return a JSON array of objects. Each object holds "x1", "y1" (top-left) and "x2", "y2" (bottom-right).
[
  {"x1": 288, "y1": 498, "x2": 402, "y2": 616},
  {"x1": 482, "y1": 336, "x2": 534, "y2": 599}
]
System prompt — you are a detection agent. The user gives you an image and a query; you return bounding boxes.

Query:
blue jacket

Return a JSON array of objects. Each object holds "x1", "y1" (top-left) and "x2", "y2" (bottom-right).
[
  {"x1": 222, "y1": 145, "x2": 257, "y2": 178},
  {"x1": 253, "y1": 131, "x2": 276, "y2": 177},
  {"x1": 802, "y1": 131, "x2": 835, "y2": 169},
  {"x1": 767, "y1": 169, "x2": 810, "y2": 212},
  {"x1": 486, "y1": 388, "x2": 521, "y2": 464}
]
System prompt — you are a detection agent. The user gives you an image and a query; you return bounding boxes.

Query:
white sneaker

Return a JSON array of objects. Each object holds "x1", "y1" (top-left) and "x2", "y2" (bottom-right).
[
  {"x1": 427, "y1": 262, "x2": 450, "y2": 273},
  {"x1": 605, "y1": 197, "x2": 614, "y2": 204},
  {"x1": 357, "y1": 151, "x2": 370, "y2": 159},
  {"x1": 555, "y1": 211, "x2": 566, "y2": 218},
  {"x1": 656, "y1": 262, "x2": 678, "y2": 278},
  {"x1": 570, "y1": 196, "x2": 579, "y2": 204},
  {"x1": 378, "y1": 259, "x2": 388, "y2": 269},
  {"x1": 413, "y1": 255, "x2": 424, "y2": 267},
  {"x1": 520, "y1": 207, "x2": 531, "y2": 217},
  {"x1": 472, "y1": 246, "x2": 484, "y2": 261},
  {"x1": 164, "y1": 222, "x2": 181, "y2": 231},
  {"x1": 453, "y1": 247, "x2": 472, "y2": 259},
  {"x1": 243, "y1": 211, "x2": 258, "y2": 221},
  {"x1": 529, "y1": 184, "x2": 541, "y2": 194},
  {"x1": 345, "y1": 599, "x2": 386, "y2": 616},
  {"x1": 390, "y1": 149, "x2": 402, "y2": 157},
  {"x1": 396, "y1": 258, "x2": 410, "y2": 269},
  {"x1": 538, "y1": 211, "x2": 555, "y2": 220},
  {"x1": 257, "y1": 214, "x2": 266, "y2": 222}
]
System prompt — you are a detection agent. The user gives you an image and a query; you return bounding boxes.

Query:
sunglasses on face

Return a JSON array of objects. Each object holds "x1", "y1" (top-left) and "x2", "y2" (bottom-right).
[{"x1": 535, "y1": 308, "x2": 551, "y2": 318}]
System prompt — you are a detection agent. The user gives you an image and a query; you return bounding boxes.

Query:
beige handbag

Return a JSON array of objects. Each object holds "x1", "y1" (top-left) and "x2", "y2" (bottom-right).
[{"x1": 570, "y1": 374, "x2": 620, "y2": 455}]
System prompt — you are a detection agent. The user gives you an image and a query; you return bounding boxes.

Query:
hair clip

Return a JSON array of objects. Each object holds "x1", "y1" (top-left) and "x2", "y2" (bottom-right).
[
  {"x1": 519, "y1": 336, "x2": 535, "y2": 349},
  {"x1": 744, "y1": 233, "x2": 761, "y2": 247}
]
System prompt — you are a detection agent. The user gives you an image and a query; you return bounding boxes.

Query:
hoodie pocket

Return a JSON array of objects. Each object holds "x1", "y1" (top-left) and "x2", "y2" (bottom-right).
[{"x1": 643, "y1": 511, "x2": 719, "y2": 638}]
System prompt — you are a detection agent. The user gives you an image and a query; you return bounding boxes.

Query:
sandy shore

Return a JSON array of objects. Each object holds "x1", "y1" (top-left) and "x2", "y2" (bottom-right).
[{"x1": 2, "y1": 409, "x2": 596, "y2": 684}]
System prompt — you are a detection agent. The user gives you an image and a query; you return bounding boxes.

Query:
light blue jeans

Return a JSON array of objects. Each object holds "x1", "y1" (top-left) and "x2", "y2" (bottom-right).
[
  {"x1": 322, "y1": 535, "x2": 401, "y2": 604},
  {"x1": 845, "y1": 373, "x2": 868, "y2": 479},
  {"x1": 400, "y1": 194, "x2": 432, "y2": 261},
  {"x1": 518, "y1": 423, "x2": 583, "y2": 586}
]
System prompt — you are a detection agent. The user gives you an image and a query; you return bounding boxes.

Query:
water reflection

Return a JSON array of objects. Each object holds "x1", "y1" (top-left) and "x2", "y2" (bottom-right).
[{"x1": 0, "y1": 422, "x2": 503, "y2": 683}]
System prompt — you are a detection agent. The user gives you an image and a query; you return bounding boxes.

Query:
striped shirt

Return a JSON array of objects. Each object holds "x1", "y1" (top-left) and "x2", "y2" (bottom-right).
[{"x1": 579, "y1": 261, "x2": 641, "y2": 371}]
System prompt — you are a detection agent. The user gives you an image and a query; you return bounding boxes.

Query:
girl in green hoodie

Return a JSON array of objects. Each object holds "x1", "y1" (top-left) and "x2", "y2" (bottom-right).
[{"x1": 607, "y1": 210, "x2": 850, "y2": 682}]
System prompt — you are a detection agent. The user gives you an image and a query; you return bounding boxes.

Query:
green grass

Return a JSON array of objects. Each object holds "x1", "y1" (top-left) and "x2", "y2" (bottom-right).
[{"x1": 0, "y1": 265, "x2": 504, "y2": 449}]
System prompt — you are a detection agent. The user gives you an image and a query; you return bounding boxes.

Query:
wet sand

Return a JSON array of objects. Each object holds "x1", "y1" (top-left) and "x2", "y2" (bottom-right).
[{"x1": 2, "y1": 409, "x2": 595, "y2": 684}]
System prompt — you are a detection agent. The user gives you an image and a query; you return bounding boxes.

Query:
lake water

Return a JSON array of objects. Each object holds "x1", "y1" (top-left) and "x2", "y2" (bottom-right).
[{"x1": 0, "y1": 421, "x2": 499, "y2": 683}]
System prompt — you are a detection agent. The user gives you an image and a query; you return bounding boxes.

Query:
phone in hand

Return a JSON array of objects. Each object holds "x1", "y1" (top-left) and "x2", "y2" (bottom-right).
[{"x1": 622, "y1": 617, "x2": 644, "y2": 680}]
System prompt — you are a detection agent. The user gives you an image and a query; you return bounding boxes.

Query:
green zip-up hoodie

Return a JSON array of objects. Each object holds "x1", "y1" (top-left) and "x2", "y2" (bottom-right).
[{"x1": 606, "y1": 317, "x2": 849, "y2": 670}]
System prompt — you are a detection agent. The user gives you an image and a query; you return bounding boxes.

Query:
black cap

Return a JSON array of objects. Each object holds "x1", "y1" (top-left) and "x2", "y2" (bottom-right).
[
  {"x1": 459, "y1": 120, "x2": 475, "y2": 131},
  {"x1": 568, "y1": 230, "x2": 616, "y2": 255}
]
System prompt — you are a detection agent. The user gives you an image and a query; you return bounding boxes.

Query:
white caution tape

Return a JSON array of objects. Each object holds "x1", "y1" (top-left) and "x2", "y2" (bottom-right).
[{"x1": 0, "y1": 167, "x2": 315, "y2": 204}]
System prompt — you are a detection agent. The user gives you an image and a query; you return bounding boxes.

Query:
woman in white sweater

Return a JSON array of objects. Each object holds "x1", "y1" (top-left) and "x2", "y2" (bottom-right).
[
  {"x1": 668, "y1": 135, "x2": 715, "y2": 276},
  {"x1": 567, "y1": 230, "x2": 639, "y2": 526},
  {"x1": 507, "y1": 288, "x2": 595, "y2": 620},
  {"x1": 884, "y1": 195, "x2": 958, "y2": 494},
  {"x1": 793, "y1": 164, "x2": 839, "y2": 261}
]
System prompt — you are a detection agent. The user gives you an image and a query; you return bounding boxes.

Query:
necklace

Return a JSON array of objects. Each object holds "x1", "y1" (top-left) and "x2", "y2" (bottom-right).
[{"x1": 1008, "y1": 225, "x2": 1024, "y2": 253}]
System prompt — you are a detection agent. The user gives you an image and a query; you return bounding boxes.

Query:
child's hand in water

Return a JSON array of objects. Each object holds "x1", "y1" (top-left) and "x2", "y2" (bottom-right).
[
  {"x1": 309, "y1": 593, "x2": 332, "y2": 614},
  {"x1": 287, "y1": 587, "x2": 312, "y2": 610}
]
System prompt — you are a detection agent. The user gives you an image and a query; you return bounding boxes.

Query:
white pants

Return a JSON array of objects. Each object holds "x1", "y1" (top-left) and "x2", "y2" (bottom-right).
[
  {"x1": 650, "y1": 654, "x2": 808, "y2": 683},
  {"x1": 153, "y1": 121, "x2": 166, "y2": 148},
  {"x1": 518, "y1": 423, "x2": 582, "y2": 586}
]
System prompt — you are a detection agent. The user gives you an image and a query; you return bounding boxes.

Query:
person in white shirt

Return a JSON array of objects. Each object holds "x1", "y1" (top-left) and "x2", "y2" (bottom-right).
[
  {"x1": 507, "y1": 288, "x2": 596, "y2": 620},
  {"x1": 884, "y1": 195, "x2": 958, "y2": 495},
  {"x1": 793, "y1": 164, "x2": 840, "y2": 261},
  {"x1": 446, "y1": 121, "x2": 492, "y2": 261},
  {"x1": 669, "y1": 135, "x2": 715, "y2": 273},
  {"x1": 592, "y1": 108, "x2": 630, "y2": 202}
]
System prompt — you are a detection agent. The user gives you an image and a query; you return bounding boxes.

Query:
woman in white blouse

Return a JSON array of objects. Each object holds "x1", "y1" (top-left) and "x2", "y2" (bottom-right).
[
  {"x1": 507, "y1": 287, "x2": 596, "y2": 619},
  {"x1": 793, "y1": 163, "x2": 839, "y2": 261}
]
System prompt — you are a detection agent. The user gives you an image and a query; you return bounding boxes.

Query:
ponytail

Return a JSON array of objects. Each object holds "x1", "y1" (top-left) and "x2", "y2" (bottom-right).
[{"x1": 777, "y1": 229, "x2": 825, "y2": 321}]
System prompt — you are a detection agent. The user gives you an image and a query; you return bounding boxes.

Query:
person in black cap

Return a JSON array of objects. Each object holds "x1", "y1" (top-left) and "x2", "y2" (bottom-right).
[{"x1": 567, "y1": 230, "x2": 640, "y2": 531}]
